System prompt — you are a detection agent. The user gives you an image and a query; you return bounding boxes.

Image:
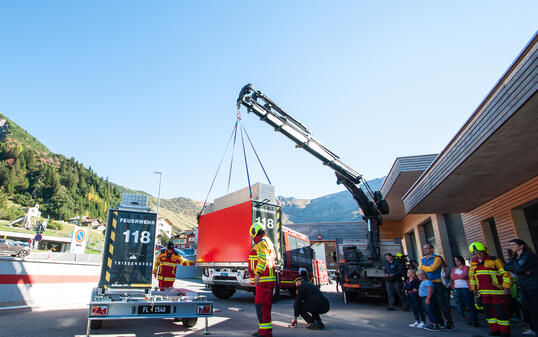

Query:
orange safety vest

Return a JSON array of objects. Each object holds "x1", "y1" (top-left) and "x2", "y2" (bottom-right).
[
  {"x1": 249, "y1": 235, "x2": 276, "y2": 287},
  {"x1": 153, "y1": 249, "x2": 194, "y2": 282}
]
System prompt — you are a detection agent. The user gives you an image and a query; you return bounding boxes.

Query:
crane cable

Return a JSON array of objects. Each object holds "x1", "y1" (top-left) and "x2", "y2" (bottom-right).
[
  {"x1": 200, "y1": 121, "x2": 238, "y2": 215},
  {"x1": 200, "y1": 116, "x2": 274, "y2": 215}
]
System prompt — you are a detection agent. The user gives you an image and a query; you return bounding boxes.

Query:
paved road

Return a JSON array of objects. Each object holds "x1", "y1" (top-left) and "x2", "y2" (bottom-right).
[{"x1": 0, "y1": 279, "x2": 527, "y2": 337}]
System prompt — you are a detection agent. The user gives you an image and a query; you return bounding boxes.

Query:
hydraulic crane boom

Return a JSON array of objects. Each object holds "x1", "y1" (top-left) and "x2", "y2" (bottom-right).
[{"x1": 237, "y1": 83, "x2": 389, "y2": 263}]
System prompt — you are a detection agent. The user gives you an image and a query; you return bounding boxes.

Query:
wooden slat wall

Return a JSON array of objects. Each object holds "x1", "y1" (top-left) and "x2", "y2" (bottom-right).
[
  {"x1": 382, "y1": 213, "x2": 445, "y2": 261},
  {"x1": 462, "y1": 176, "x2": 538, "y2": 260}
]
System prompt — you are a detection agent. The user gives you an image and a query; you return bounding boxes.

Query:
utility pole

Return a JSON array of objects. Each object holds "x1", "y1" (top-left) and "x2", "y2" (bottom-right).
[{"x1": 154, "y1": 171, "x2": 162, "y2": 216}]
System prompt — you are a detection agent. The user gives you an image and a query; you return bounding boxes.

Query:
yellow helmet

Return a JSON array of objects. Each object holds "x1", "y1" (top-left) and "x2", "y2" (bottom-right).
[
  {"x1": 249, "y1": 222, "x2": 265, "y2": 237},
  {"x1": 469, "y1": 242, "x2": 487, "y2": 254},
  {"x1": 396, "y1": 253, "x2": 403, "y2": 258}
]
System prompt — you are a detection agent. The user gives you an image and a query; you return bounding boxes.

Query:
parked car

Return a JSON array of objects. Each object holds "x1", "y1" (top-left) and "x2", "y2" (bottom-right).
[
  {"x1": 0, "y1": 238, "x2": 30, "y2": 257},
  {"x1": 15, "y1": 240, "x2": 30, "y2": 247}
]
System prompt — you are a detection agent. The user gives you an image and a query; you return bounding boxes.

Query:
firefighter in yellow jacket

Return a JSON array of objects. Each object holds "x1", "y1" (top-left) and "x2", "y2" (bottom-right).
[
  {"x1": 469, "y1": 242, "x2": 512, "y2": 337},
  {"x1": 153, "y1": 241, "x2": 194, "y2": 290},
  {"x1": 249, "y1": 222, "x2": 276, "y2": 337}
]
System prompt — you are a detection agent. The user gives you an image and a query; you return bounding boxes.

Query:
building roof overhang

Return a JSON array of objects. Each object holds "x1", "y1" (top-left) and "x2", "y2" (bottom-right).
[
  {"x1": 380, "y1": 154, "x2": 438, "y2": 221},
  {"x1": 403, "y1": 34, "x2": 538, "y2": 214}
]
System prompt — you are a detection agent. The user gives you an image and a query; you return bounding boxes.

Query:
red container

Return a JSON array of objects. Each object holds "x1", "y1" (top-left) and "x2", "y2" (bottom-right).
[{"x1": 197, "y1": 200, "x2": 253, "y2": 265}]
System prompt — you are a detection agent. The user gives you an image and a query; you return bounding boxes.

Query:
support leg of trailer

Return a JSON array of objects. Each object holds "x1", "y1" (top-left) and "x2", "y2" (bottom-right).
[{"x1": 204, "y1": 316, "x2": 209, "y2": 334}]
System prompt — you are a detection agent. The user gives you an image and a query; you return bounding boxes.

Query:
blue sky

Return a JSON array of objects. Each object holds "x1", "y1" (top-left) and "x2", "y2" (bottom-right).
[{"x1": 1, "y1": 1, "x2": 536, "y2": 201}]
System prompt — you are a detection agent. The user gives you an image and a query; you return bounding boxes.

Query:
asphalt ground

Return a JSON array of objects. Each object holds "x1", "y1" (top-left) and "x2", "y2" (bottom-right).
[{"x1": 0, "y1": 279, "x2": 528, "y2": 337}]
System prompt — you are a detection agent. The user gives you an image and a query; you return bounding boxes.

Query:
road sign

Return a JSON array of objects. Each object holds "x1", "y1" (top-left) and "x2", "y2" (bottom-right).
[
  {"x1": 70, "y1": 226, "x2": 88, "y2": 254},
  {"x1": 75, "y1": 229, "x2": 86, "y2": 243},
  {"x1": 35, "y1": 234, "x2": 43, "y2": 241}
]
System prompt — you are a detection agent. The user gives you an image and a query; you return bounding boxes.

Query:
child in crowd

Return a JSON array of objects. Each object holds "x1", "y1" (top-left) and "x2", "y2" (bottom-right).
[
  {"x1": 404, "y1": 269, "x2": 425, "y2": 328},
  {"x1": 417, "y1": 269, "x2": 439, "y2": 331}
]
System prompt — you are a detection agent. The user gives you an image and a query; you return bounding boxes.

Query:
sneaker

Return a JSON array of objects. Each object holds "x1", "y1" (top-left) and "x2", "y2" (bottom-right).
[
  {"x1": 488, "y1": 332, "x2": 501, "y2": 336},
  {"x1": 445, "y1": 322, "x2": 455, "y2": 330},
  {"x1": 417, "y1": 322, "x2": 425, "y2": 329},
  {"x1": 424, "y1": 324, "x2": 440, "y2": 332},
  {"x1": 522, "y1": 329, "x2": 537, "y2": 336},
  {"x1": 387, "y1": 307, "x2": 395, "y2": 311},
  {"x1": 307, "y1": 322, "x2": 323, "y2": 330},
  {"x1": 409, "y1": 322, "x2": 420, "y2": 328},
  {"x1": 252, "y1": 332, "x2": 261, "y2": 337}
]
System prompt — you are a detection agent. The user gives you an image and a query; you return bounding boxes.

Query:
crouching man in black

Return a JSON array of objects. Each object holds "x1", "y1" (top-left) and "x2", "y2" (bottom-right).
[{"x1": 290, "y1": 275, "x2": 330, "y2": 330}]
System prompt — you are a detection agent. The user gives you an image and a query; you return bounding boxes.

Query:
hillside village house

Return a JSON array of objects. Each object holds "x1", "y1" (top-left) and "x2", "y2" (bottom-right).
[
  {"x1": 380, "y1": 34, "x2": 538, "y2": 264},
  {"x1": 67, "y1": 216, "x2": 103, "y2": 230},
  {"x1": 157, "y1": 217, "x2": 173, "y2": 239},
  {"x1": 171, "y1": 229, "x2": 197, "y2": 249}
]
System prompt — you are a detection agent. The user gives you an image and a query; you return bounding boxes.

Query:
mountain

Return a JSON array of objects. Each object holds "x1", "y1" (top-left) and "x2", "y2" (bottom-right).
[
  {"x1": 280, "y1": 177, "x2": 385, "y2": 223},
  {"x1": 149, "y1": 197, "x2": 202, "y2": 231}
]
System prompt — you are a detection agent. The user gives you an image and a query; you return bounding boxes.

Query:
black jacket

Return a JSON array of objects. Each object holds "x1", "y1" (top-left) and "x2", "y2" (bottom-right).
[
  {"x1": 384, "y1": 260, "x2": 404, "y2": 280},
  {"x1": 294, "y1": 282, "x2": 330, "y2": 316},
  {"x1": 505, "y1": 250, "x2": 538, "y2": 289}
]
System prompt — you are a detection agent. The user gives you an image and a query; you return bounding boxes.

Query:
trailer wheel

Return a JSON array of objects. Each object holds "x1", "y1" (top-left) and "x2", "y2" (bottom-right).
[
  {"x1": 343, "y1": 289, "x2": 348, "y2": 304},
  {"x1": 90, "y1": 320, "x2": 102, "y2": 329},
  {"x1": 181, "y1": 318, "x2": 198, "y2": 327},
  {"x1": 211, "y1": 285, "x2": 236, "y2": 299}
]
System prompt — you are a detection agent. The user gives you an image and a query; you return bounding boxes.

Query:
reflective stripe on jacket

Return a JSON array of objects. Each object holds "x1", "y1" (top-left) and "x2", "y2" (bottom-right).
[
  {"x1": 153, "y1": 249, "x2": 194, "y2": 281},
  {"x1": 249, "y1": 235, "x2": 276, "y2": 286},
  {"x1": 469, "y1": 255, "x2": 512, "y2": 296}
]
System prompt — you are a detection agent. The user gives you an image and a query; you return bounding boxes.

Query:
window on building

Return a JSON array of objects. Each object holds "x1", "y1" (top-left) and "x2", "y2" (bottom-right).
[
  {"x1": 523, "y1": 201, "x2": 538, "y2": 252},
  {"x1": 444, "y1": 213, "x2": 467, "y2": 260},
  {"x1": 481, "y1": 218, "x2": 503, "y2": 258},
  {"x1": 421, "y1": 220, "x2": 436, "y2": 248},
  {"x1": 405, "y1": 230, "x2": 418, "y2": 262}
]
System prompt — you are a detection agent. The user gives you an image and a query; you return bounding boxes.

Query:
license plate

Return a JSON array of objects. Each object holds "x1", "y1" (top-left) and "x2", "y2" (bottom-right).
[
  {"x1": 137, "y1": 305, "x2": 171, "y2": 314},
  {"x1": 221, "y1": 273, "x2": 228, "y2": 276}
]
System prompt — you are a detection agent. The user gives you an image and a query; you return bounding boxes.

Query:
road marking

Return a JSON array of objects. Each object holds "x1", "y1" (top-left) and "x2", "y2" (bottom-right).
[
  {"x1": 74, "y1": 317, "x2": 230, "y2": 337},
  {"x1": 227, "y1": 307, "x2": 243, "y2": 311},
  {"x1": 273, "y1": 320, "x2": 308, "y2": 328}
]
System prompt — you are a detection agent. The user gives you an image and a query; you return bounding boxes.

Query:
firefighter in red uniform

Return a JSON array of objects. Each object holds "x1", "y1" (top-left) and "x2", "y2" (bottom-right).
[
  {"x1": 153, "y1": 241, "x2": 194, "y2": 290},
  {"x1": 249, "y1": 222, "x2": 276, "y2": 337},
  {"x1": 469, "y1": 242, "x2": 513, "y2": 337}
]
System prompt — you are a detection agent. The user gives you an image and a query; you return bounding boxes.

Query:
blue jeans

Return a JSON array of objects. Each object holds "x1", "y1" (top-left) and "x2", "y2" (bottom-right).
[
  {"x1": 408, "y1": 293, "x2": 425, "y2": 322},
  {"x1": 455, "y1": 287, "x2": 477, "y2": 323},
  {"x1": 421, "y1": 296, "x2": 438, "y2": 324}
]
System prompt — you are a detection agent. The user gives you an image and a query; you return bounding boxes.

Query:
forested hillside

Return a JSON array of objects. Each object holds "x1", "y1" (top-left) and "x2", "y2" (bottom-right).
[{"x1": 0, "y1": 113, "x2": 121, "y2": 221}]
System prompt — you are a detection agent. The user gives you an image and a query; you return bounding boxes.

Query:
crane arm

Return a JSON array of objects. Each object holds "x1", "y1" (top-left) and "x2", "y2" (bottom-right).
[{"x1": 237, "y1": 83, "x2": 388, "y2": 220}]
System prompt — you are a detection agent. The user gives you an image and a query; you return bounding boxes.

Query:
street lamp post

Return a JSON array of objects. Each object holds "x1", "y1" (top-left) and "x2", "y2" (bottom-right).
[{"x1": 154, "y1": 171, "x2": 162, "y2": 216}]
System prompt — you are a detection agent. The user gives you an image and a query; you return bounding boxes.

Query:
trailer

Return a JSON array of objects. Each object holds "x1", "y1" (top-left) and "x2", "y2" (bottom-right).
[{"x1": 85, "y1": 194, "x2": 213, "y2": 336}]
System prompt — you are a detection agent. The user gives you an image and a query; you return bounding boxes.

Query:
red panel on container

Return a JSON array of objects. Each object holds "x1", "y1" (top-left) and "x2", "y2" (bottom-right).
[{"x1": 197, "y1": 200, "x2": 252, "y2": 263}]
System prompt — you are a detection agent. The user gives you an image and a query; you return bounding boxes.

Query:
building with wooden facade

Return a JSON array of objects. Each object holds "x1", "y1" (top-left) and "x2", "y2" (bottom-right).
[{"x1": 379, "y1": 33, "x2": 538, "y2": 265}]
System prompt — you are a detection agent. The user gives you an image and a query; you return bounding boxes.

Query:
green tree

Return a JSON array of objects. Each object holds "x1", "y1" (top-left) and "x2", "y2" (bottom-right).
[
  {"x1": 157, "y1": 231, "x2": 170, "y2": 246},
  {"x1": 0, "y1": 187, "x2": 7, "y2": 211}
]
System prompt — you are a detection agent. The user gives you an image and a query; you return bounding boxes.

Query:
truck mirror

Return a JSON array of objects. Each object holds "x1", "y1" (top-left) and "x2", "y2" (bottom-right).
[{"x1": 331, "y1": 252, "x2": 337, "y2": 262}]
